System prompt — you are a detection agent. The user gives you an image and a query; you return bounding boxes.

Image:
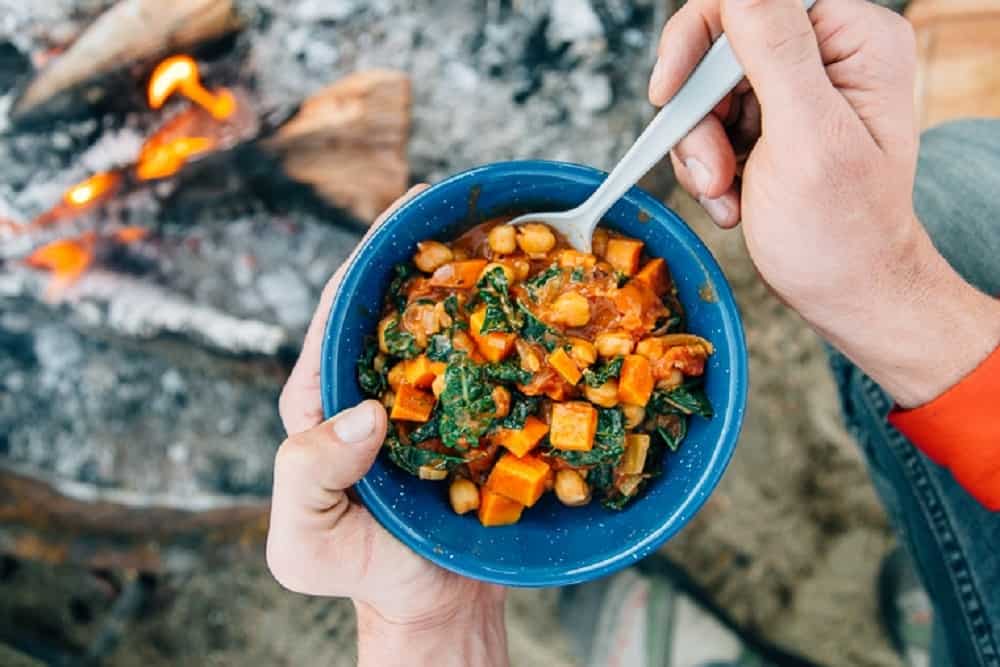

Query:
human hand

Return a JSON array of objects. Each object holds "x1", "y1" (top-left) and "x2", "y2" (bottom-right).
[
  {"x1": 266, "y1": 185, "x2": 509, "y2": 667},
  {"x1": 650, "y1": 0, "x2": 1000, "y2": 407}
]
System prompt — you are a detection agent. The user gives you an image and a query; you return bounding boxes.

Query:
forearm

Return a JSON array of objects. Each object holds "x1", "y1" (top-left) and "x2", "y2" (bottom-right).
[
  {"x1": 805, "y1": 219, "x2": 1000, "y2": 409},
  {"x1": 355, "y1": 599, "x2": 510, "y2": 667}
]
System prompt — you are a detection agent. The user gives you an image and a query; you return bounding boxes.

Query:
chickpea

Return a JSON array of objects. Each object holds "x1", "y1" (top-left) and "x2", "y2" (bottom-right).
[
  {"x1": 373, "y1": 353, "x2": 387, "y2": 374},
  {"x1": 516, "y1": 340, "x2": 541, "y2": 373},
  {"x1": 434, "y1": 301, "x2": 453, "y2": 330},
  {"x1": 478, "y1": 261, "x2": 515, "y2": 286},
  {"x1": 516, "y1": 223, "x2": 556, "y2": 256},
  {"x1": 493, "y1": 385, "x2": 511, "y2": 418},
  {"x1": 377, "y1": 315, "x2": 396, "y2": 354},
  {"x1": 635, "y1": 337, "x2": 659, "y2": 358},
  {"x1": 452, "y1": 247, "x2": 469, "y2": 261},
  {"x1": 568, "y1": 337, "x2": 597, "y2": 368},
  {"x1": 554, "y1": 469, "x2": 591, "y2": 507},
  {"x1": 549, "y1": 292, "x2": 591, "y2": 327},
  {"x1": 656, "y1": 369, "x2": 684, "y2": 391},
  {"x1": 510, "y1": 257, "x2": 532, "y2": 281},
  {"x1": 431, "y1": 374, "x2": 446, "y2": 398},
  {"x1": 381, "y1": 390, "x2": 395, "y2": 410},
  {"x1": 418, "y1": 465, "x2": 449, "y2": 481},
  {"x1": 449, "y1": 478, "x2": 481, "y2": 514},
  {"x1": 557, "y1": 249, "x2": 596, "y2": 269},
  {"x1": 452, "y1": 330, "x2": 476, "y2": 355},
  {"x1": 387, "y1": 361, "x2": 406, "y2": 391},
  {"x1": 487, "y1": 225, "x2": 517, "y2": 255},
  {"x1": 592, "y1": 228, "x2": 609, "y2": 258},
  {"x1": 622, "y1": 404, "x2": 646, "y2": 429},
  {"x1": 594, "y1": 331, "x2": 634, "y2": 358},
  {"x1": 413, "y1": 241, "x2": 453, "y2": 273},
  {"x1": 584, "y1": 380, "x2": 619, "y2": 408}
]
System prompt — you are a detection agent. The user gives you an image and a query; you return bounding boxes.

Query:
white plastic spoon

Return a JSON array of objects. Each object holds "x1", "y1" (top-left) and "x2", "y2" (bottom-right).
[{"x1": 508, "y1": 0, "x2": 819, "y2": 252}]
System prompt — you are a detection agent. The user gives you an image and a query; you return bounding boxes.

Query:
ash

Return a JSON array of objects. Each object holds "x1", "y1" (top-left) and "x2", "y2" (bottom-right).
[{"x1": 0, "y1": 0, "x2": 667, "y2": 504}]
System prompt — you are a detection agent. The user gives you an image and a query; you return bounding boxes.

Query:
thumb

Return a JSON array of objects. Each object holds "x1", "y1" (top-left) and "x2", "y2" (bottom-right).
[{"x1": 721, "y1": 0, "x2": 835, "y2": 125}]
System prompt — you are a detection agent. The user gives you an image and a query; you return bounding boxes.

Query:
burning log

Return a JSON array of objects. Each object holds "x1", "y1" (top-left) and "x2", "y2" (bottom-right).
[{"x1": 10, "y1": 0, "x2": 245, "y2": 123}]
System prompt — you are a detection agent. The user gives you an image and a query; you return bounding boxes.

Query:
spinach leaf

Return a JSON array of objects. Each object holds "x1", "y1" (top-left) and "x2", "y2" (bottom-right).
[
  {"x1": 649, "y1": 383, "x2": 714, "y2": 418},
  {"x1": 517, "y1": 301, "x2": 561, "y2": 352},
  {"x1": 484, "y1": 360, "x2": 533, "y2": 385},
  {"x1": 357, "y1": 336, "x2": 387, "y2": 397},
  {"x1": 477, "y1": 266, "x2": 522, "y2": 334},
  {"x1": 548, "y1": 408, "x2": 626, "y2": 466},
  {"x1": 383, "y1": 317, "x2": 420, "y2": 359},
  {"x1": 582, "y1": 356, "x2": 624, "y2": 388},
  {"x1": 655, "y1": 414, "x2": 687, "y2": 452},
  {"x1": 524, "y1": 265, "x2": 562, "y2": 301},
  {"x1": 438, "y1": 354, "x2": 497, "y2": 450},
  {"x1": 409, "y1": 413, "x2": 440, "y2": 443},
  {"x1": 388, "y1": 263, "x2": 417, "y2": 313},
  {"x1": 425, "y1": 334, "x2": 454, "y2": 362},
  {"x1": 570, "y1": 267, "x2": 585, "y2": 283},
  {"x1": 499, "y1": 393, "x2": 541, "y2": 430},
  {"x1": 387, "y1": 443, "x2": 465, "y2": 476}
]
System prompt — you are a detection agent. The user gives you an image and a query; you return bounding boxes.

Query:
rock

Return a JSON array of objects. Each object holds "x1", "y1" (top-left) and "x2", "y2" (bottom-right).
[
  {"x1": 570, "y1": 69, "x2": 612, "y2": 113},
  {"x1": 547, "y1": 0, "x2": 606, "y2": 54},
  {"x1": 294, "y1": 0, "x2": 360, "y2": 22},
  {"x1": 257, "y1": 266, "x2": 313, "y2": 330}
]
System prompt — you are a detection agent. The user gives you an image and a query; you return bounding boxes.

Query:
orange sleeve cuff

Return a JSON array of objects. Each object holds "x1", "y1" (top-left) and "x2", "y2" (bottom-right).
[{"x1": 888, "y1": 345, "x2": 1000, "y2": 511}]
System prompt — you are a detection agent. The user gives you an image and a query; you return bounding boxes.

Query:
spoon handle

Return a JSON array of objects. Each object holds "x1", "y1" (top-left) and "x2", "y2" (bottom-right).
[{"x1": 579, "y1": 0, "x2": 818, "y2": 225}]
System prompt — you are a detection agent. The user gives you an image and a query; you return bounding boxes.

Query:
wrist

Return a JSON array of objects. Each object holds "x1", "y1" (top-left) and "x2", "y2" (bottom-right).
[
  {"x1": 355, "y1": 597, "x2": 509, "y2": 667},
  {"x1": 805, "y1": 219, "x2": 1000, "y2": 408}
]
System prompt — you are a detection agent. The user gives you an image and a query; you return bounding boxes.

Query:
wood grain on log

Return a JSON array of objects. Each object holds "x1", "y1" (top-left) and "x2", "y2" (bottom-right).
[
  {"x1": 12, "y1": 0, "x2": 244, "y2": 121},
  {"x1": 263, "y1": 69, "x2": 412, "y2": 223}
]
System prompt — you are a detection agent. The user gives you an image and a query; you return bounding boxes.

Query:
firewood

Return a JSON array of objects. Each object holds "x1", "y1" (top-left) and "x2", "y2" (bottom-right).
[
  {"x1": 262, "y1": 69, "x2": 412, "y2": 223},
  {"x1": 11, "y1": 0, "x2": 244, "y2": 122}
]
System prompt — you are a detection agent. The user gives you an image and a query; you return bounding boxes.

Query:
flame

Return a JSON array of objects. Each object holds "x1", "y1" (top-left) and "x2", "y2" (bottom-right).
[
  {"x1": 148, "y1": 55, "x2": 236, "y2": 120},
  {"x1": 64, "y1": 172, "x2": 120, "y2": 208},
  {"x1": 136, "y1": 136, "x2": 215, "y2": 180},
  {"x1": 113, "y1": 226, "x2": 149, "y2": 244},
  {"x1": 24, "y1": 233, "x2": 96, "y2": 290}
]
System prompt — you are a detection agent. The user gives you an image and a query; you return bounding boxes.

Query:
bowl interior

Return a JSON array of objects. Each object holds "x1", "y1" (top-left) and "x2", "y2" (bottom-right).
[{"x1": 321, "y1": 161, "x2": 746, "y2": 587}]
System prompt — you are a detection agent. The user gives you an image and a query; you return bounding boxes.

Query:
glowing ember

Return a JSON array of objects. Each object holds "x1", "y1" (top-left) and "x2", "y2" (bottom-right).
[
  {"x1": 136, "y1": 136, "x2": 215, "y2": 181},
  {"x1": 113, "y1": 226, "x2": 150, "y2": 244},
  {"x1": 64, "y1": 172, "x2": 120, "y2": 208},
  {"x1": 24, "y1": 233, "x2": 96, "y2": 289},
  {"x1": 148, "y1": 55, "x2": 236, "y2": 120}
]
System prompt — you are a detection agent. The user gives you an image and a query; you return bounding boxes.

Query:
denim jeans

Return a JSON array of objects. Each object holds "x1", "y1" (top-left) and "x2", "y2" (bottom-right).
[{"x1": 829, "y1": 119, "x2": 1000, "y2": 667}]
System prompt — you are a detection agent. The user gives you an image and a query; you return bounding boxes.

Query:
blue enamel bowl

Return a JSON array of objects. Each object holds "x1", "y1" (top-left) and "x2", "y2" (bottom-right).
[{"x1": 320, "y1": 161, "x2": 747, "y2": 587}]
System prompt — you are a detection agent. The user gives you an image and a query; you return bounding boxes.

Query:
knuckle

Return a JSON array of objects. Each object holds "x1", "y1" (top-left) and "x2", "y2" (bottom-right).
[
  {"x1": 273, "y1": 433, "x2": 313, "y2": 474},
  {"x1": 765, "y1": 25, "x2": 817, "y2": 69}
]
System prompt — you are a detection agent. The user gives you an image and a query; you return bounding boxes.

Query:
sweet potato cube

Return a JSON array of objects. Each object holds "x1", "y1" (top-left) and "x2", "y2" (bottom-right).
[
  {"x1": 633, "y1": 258, "x2": 670, "y2": 296},
  {"x1": 494, "y1": 416, "x2": 549, "y2": 458},
  {"x1": 486, "y1": 454, "x2": 552, "y2": 507},
  {"x1": 605, "y1": 238, "x2": 644, "y2": 276},
  {"x1": 429, "y1": 259, "x2": 489, "y2": 288},
  {"x1": 402, "y1": 355, "x2": 447, "y2": 389},
  {"x1": 390, "y1": 383, "x2": 436, "y2": 422},
  {"x1": 478, "y1": 487, "x2": 524, "y2": 527},
  {"x1": 469, "y1": 307, "x2": 517, "y2": 363},
  {"x1": 549, "y1": 402, "x2": 598, "y2": 451},
  {"x1": 618, "y1": 354, "x2": 654, "y2": 407},
  {"x1": 547, "y1": 347, "x2": 582, "y2": 385},
  {"x1": 557, "y1": 249, "x2": 597, "y2": 269},
  {"x1": 622, "y1": 433, "x2": 651, "y2": 474}
]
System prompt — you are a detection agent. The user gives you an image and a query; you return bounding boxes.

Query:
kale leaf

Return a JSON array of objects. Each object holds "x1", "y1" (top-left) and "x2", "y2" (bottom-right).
[
  {"x1": 438, "y1": 354, "x2": 497, "y2": 450},
  {"x1": 443, "y1": 295, "x2": 468, "y2": 331},
  {"x1": 383, "y1": 317, "x2": 420, "y2": 359},
  {"x1": 357, "y1": 336, "x2": 387, "y2": 397},
  {"x1": 655, "y1": 414, "x2": 687, "y2": 452},
  {"x1": 548, "y1": 407, "x2": 625, "y2": 466},
  {"x1": 524, "y1": 265, "x2": 562, "y2": 301},
  {"x1": 426, "y1": 334, "x2": 454, "y2": 362},
  {"x1": 387, "y1": 443, "x2": 466, "y2": 476},
  {"x1": 517, "y1": 301, "x2": 561, "y2": 352},
  {"x1": 498, "y1": 393, "x2": 541, "y2": 430},
  {"x1": 388, "y1": 263, "x2": 417, "y2": 313},
  {"x1": 477, "y1": 266, "x2": 521, "y2": 334},
  {"x1": 588, "y1": 463, "x2": 615, "y2": 492},
  {"x1": 582, "y1": 356, "x2": 624, "y2": 388},
  {"x1": 615, "y1": 271, "x2": 630, "y2": 287},
  {"x1": 570, "y1": 267, "x2": 585, "y2": 283},
  {"x1": 408, "y1": 412, "x2": 441, "y2": 443},
  {"x1": 484, "y1": 360, "x2": 533, "y2": 385},
  {"x1": 648, "y1": 383, "x2": 713, "y2": 418}
]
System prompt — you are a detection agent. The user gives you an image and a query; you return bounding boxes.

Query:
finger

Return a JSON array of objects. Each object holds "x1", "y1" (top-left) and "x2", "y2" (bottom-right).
[
  {"x1": 671, "y1": 151, "x2": 742, "y2": 229},
  {"x1": 280, "y1": 184, "x2": 430, "y2": 435},
  {"x1": 671, "y1": 114, "x2": 738, "y2": 200},
  {"x1": 649, "y1": 0, "x2": 723, "y2": 106},
  {"x1": 267, "y1": 400, "x2": 388, "y2": 595},
  {"x1": 720, "y1": 0, "x2": 840, "y2": 130}
]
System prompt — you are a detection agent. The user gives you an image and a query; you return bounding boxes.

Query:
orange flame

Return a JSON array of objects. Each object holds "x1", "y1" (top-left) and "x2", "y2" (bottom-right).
[
  {"x1": 148, "y1": 55, "x2": 236, "y2": 120},
  {"x1": 24, "y1": 233, "x2": 96, "y2": 290},
  {"x1": 136, "y1": 136, "x2": 215, "y2": 181},
  {"x1": 64, "y1": 172, "x2": 120, "y2": 208}
]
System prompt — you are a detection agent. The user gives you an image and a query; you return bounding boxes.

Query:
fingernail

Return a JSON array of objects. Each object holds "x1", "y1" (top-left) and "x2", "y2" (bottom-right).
[
  {"x1": 333, "y1": 403, "x2": 376, "y2": 443},
  {"x1": 698, "y1": 195, "x2": 732, "y2": 226},
  {"x1": 649, "y1": 58, "x2": 664, "y2": 96},
  {"x1": 685, "y1": 158, "x2": 712, "y2": 196}
]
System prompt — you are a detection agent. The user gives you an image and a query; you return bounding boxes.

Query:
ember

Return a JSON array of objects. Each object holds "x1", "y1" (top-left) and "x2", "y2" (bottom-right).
[
  {"x1": 148, "y1": 55, "x2": 236, "y2": 120},
  {"x1": 137, "y1": 135, "x2": 216, "y2": 180},
  {"x1": 23, "y1": 233, "x2": 95, "y2": 290},
  {"x1": 64, "y1": 172, "x2": 121, "y2": 208}
]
